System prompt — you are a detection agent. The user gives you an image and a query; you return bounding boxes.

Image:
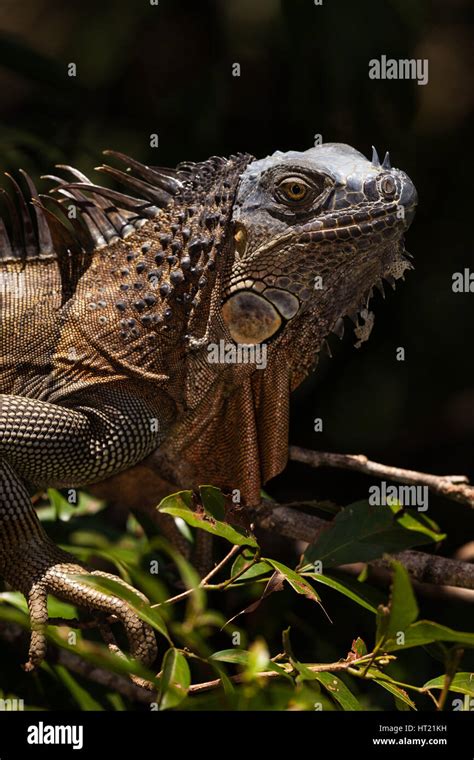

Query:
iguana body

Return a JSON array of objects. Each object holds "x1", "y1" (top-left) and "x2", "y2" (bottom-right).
[{"x1": 0, "y1": 144, "x2": 417, "y2": 669}]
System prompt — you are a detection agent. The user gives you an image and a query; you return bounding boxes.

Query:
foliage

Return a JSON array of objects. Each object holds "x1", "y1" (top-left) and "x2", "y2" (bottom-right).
[{"x1": 0, "y1": 487, "x2": 472, "y2": 712}]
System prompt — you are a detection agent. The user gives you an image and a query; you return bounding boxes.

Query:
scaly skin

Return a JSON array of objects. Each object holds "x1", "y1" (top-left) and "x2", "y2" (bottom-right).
[{"x1": 0, "y1": 143, "x2": 417, "y2": 671}]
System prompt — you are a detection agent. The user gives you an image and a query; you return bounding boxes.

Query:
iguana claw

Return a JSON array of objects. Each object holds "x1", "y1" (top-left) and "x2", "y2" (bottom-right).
[{"x1": 12, "y1": 547, "x2": 157, "y2": 674}]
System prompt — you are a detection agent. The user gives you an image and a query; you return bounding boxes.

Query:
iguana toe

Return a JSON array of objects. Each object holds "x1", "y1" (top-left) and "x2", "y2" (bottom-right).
[{"x1": 18, "y1": 554, "x2": 158, "y2": 673}]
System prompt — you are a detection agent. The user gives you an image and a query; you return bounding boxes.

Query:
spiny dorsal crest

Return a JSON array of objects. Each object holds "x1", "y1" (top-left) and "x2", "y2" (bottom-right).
[{"x1": 0, "y1": 151, "x2": 254, "y2": 313}]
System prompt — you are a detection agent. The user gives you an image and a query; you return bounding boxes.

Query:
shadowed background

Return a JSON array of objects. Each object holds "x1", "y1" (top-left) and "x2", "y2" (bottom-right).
[{"x1": 0, "y1": 0, "x2": 472, "y2": 708}]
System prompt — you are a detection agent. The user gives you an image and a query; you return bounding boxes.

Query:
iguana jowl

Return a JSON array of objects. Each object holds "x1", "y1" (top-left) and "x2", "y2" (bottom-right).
[{"x1": 0, "y1": 143, "x2": 417, "y2": 670}]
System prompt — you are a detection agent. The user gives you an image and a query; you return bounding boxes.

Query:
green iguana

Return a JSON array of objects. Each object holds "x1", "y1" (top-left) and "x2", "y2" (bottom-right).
[{"x1": 0, "y1": 143, "x2": 417, "y2": 671}]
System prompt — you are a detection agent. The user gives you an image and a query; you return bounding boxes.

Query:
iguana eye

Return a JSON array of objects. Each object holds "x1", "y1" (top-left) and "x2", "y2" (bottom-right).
[{"x1": 278, "y1": 178, "x2": 310, "y2": 203}]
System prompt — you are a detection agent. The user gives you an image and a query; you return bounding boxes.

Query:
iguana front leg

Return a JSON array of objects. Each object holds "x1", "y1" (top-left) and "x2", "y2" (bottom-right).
[{"x1": 0, "y1": 389, "x2": 162, "y2": 670}]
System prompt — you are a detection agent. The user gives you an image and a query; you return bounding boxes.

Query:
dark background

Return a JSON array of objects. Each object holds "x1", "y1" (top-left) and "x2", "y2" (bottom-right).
[{"x1": 0, "y1": 0, "x2": 472, "y2": 708}]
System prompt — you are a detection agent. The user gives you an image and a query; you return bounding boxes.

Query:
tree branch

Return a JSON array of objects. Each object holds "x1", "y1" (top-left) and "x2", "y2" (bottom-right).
[
  {"x1": 250, "y1": 502, "x2": 474, "y2": 590},
  {"x1": 289, "y1": 446, "x2": 474, "y2": 508},
  {"x1": 187, "y1": 652, "x2": 432, "y2": 700}
]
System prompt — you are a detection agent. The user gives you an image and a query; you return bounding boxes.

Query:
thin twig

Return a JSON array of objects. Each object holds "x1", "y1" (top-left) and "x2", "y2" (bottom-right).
[
  {"x1": 187, "y1": 652, "x2": 434, "y2": 699},
  {"x1": 201, "y1": 544, "x2": 241, "y2": 584},
  {"x1": 188, "y1": 655, "x2": 365, "y2": 693},
  {"x1": 289, "y1": 446, "x2": 474, "y2": 508},
  {"x1": 151, "y1": 544, "x2": 242, "y2": 607}
]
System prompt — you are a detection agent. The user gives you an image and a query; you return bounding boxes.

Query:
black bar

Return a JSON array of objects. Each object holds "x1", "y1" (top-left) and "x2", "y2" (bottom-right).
[{"x1": 0, "y1": 710, "x2": 471, "y2": 757}]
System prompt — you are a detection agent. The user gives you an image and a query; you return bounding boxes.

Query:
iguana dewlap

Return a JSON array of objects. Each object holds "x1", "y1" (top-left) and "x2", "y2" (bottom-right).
[{"x1": 0, "y1": 144, "x2": 417, "y2": 669}]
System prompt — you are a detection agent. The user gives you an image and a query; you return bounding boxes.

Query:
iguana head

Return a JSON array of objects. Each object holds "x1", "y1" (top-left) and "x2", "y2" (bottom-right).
[{"x1": 222, "y1": 143, "x2": 417, "y2": 369}]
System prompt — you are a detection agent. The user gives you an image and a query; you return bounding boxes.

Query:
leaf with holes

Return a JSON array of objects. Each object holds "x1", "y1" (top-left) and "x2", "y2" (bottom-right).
[{"x1": 158, "y1": 491, "x2": 257, "y2": 547}]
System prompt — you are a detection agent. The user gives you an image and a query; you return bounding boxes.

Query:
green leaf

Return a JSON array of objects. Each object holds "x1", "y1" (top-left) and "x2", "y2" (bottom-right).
[
  {"x1": 385, "y1": 621, "x2": 474, "y2": 652},
  {"x1": 304, "y1": 500, "x2": 445, "y2": 569},
  {"x1": 158, "y1": 491, "x2": 257, "y2": 547},
  {"x1": 67, "y1": 532, "x2": 111, "y2": 550},
  {"x1": 0, "y1": 604, "x2": 30, "y2": 628},
  {"x1": 423, "y1": 673, "x2": 474, "y2": 697},
  {"x1": 149, "y1": 536, "x2": 205, "y2": 616},
  {"x1": 106, "y1": 693, "x2": 127, "y2": 712},
  {"x1": 376, "y1": 560, "x2": 418, "y2": 644},
  {"x1": 0, "y1": 591, "x2": 77, "y2": 619},
  {"x1": 352, "y1": 637, "x2": 368, "y2": 657},
  {"x1": 264, "y1": 559, "x2": 321, "y2": 603},
  {"x1": 230, "y1": 550, "x2": 272, "y2": 583},
  {"x1": 311, "y1": 672, "x2": 361, "y2": 711},
  {"x1": 47, "y1": 629, "x2": 159, "y2": 685},
  {"x1": 303, "y1": 572, "x2": 381, "y2": 614},
  {"x1": 210, "y1": 649, "x2": 250, "y2": 665},
  {"x1": 47, "y1": 488, "x2": 77, "y2": 522},
  {"x1": 390, "y1": 504, "x2": 445, "y2": 542},
  {"x1": 70, "y1": 574, "x2": 170, "y2": 643},
  {"x1": 282, "y1": 627, "x2": 295, "y2": 661},
  {"x1": 44, "y1": 489, "x2": 106, "y2": 521},
  {"x1": 158, "y1": 648, "x2": 191, "y2": 710},
  {"x1": 199, "y1": 485, "x2": 225, "y2": 520},
  {"x1": 0, "y1": 602, "x2": 158, "y2": 685},
  {"x1": 159, "y1": 489, "x2": 194, "y2": 509},
  {"x1": 290, "y1": 656, "x2": 361, "y2": 710},
  {"x1": 291, "y1": 660, "x2": 320, "y2": 681},
  {"x1": 124, "y1": 564, "x2": 169, "y2": 606},
  {"x1": 244, "y1": 639, "x2": 270, "y2": 681},
  {"x1": 0, "y1": 591, "x2": 29, "y2": 614},
  {"x1": 371, "y1": 675, "x2": 416, "y2": 710},
  {"x1": 53, "y1": 665, "x2": 103, "y2": 710},
  {"x1": 231, "y1": 561, "x2": 272, "y2": 584},
  {"x1": 209, "y1": 648, "x2": 291, "y2": 681},
  {"x1": 387, "y1": 561, "x2": 419, "y2": 632},
  {"x1": 264, "y1": 661, "x2": 293, "y2": 680}
]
